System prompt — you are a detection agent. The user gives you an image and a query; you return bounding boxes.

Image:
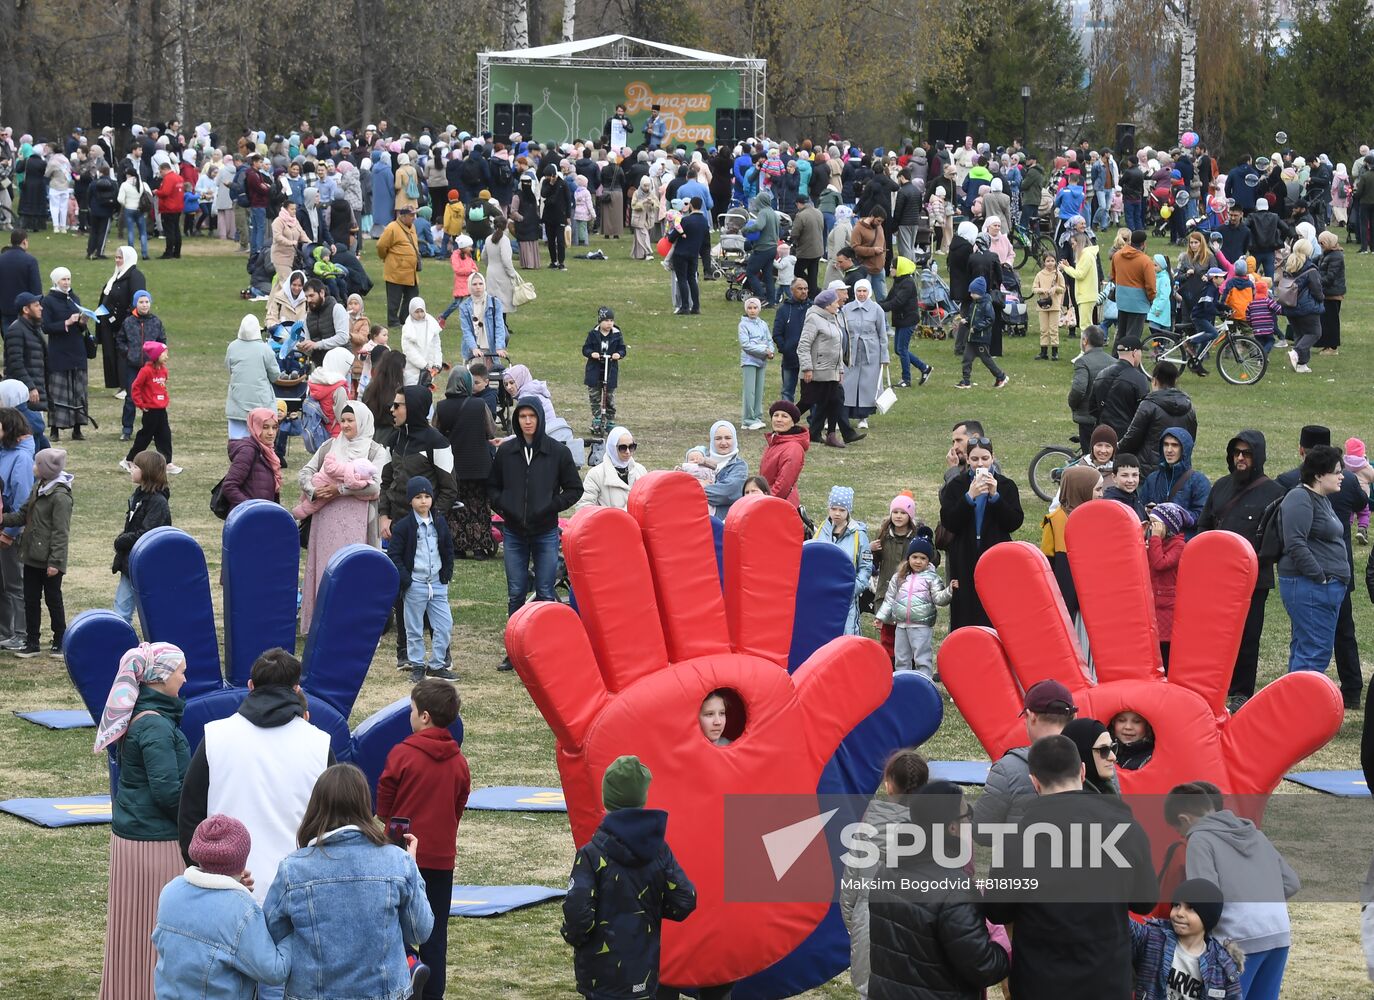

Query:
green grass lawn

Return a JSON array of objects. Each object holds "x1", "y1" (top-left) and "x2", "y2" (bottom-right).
[{"x1": 0, "y1": 227, "x2": 1369, "y2": 997}]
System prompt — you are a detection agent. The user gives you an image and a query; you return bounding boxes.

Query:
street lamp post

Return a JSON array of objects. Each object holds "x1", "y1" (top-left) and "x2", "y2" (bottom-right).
[
  {"x1": 976, "y1": 115, "x2": 986, "y2": 143},
  {"x1": 1056, "y1": 120, "x2": 1066, "y2": 152},
  {"x1": 915, "y1": 100, "x2": 925, "y2": 140},
  {"x1": 1021, "y1": 85, "x2": 1031, "y2": 153}
]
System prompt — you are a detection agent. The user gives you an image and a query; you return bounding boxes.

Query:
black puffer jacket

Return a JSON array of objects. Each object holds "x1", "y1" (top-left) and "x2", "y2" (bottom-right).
[
  {"x1": 1196, "y1": 430, "x2": 1285, "y2": 588},
  {"x1": 379, "y1": 384, "x2": 458, "y2": 519},
  {"x1": 1317, "y1": 245, "x2": 1346, "y2": 296},
  {"x1": 868, "y1": 853, "x2": 1010, "y2": 1000},
  {"x1": 1118, "y1": 386, "x2": 1197, "y2": 471},
  {"x1": 112, "y1": 485, "x2": 171, "y2": 574},
  {"x1": 880, "y1": 272, "x2": 920, "y2": 327},
  {"x1": 562, "y1": 808, "x2": 696, "y2": 1000},
  {"x1": 1090, "y1": 359, "x2": 1151, "y2": 439},
  {"x1": 487, "y1": 396, "x2": 581, "y2": 536},
  {"x1": 4, "y1": 314, "x2": 46, "y2": 407}
]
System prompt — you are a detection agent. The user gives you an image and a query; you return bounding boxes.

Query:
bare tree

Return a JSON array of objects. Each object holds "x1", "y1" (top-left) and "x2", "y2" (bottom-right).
[{"x1": 562, "y1": 0, "x2": 576, "y2": 41}]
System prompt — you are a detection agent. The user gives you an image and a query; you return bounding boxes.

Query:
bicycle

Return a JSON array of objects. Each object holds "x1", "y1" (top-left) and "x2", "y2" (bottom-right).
[
  {"x1": 1027, "y1": 436, "x2": 1081, "y2": 503},
  {"x1": 1011, "y1": 223, "x2": 1056, "y2": 271},
  {"x1": 1143, "y1": 315, "x2": 1268, "y2": 386}
]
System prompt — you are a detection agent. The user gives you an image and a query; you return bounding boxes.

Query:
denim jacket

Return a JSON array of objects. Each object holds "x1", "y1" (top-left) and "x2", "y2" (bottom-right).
[
  {"x1": 154, "y1": 867, "x2": 290, "y2": 1000},
  {"x1": 264, "y1": 827, "x2": 434, "y2": 1000}
]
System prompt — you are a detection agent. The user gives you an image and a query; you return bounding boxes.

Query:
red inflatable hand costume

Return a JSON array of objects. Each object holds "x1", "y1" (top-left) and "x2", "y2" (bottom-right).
[
  {"x1": 940, "y1": 501, "x2": 1343, "y2": 800},
  {"x1": 506, "y1": 472, "x2": 892, "y2": 987}
]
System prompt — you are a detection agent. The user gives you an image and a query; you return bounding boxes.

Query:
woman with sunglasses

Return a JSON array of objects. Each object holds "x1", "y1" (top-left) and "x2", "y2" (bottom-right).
[
  {"x1": 574, "y1": 426, "x2": 645, "y2": 512},
  {"x1": 937, "y1": 435, "x2": 1024, "y2": 629},
  {"x1": 1063, "y1": 718, "x2": 1120, "y2": 794}
]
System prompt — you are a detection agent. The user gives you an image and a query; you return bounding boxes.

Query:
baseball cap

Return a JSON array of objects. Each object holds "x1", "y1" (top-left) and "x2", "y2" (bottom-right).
[
  {"x1": 1116, "y1": 335, "x2": 1143, "y2": 351},
  {"x1": 1020, "y1": 679, "x2": 1077, "y2": 716}
]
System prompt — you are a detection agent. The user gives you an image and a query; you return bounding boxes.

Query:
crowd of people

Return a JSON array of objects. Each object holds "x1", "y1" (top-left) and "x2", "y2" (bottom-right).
[{"x1": 0, "y1": 111, "x2": 1367, "y2": 1000}]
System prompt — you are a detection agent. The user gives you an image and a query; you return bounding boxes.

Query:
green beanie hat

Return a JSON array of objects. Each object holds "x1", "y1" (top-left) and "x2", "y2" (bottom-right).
[{"x1": 602, "y1": 755, "x2": 652, "y2": 811}]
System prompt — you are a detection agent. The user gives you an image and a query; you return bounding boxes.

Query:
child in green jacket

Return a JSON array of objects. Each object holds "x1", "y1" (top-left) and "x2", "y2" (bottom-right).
[{"x1": 2, "y1": 447, "x2": 72, "y2": 656}]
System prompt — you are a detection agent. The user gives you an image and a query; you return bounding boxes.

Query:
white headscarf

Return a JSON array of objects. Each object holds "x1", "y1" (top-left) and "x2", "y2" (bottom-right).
[
  {"x1": 236, "y1": 315, "x2": 262, "y2": 341},
  {"x1": 103, "y1": 247, "x2": 137, "y2": 296},
  {"x1": 708, "y1": 420, "x2": 738, "y2": 464},
  {"x1": 403, "y1": 296, "x2": 441, "y2": 344},
  {"x1": 0, "y1": 379, "x2": 29, "y2": 408},
  {"x1": 957, "y1": 220, "x2": 979, "y2": 242},
  {"x1": 310, "y1": 346, "x2": 354, "y2": 384},
  {"x1": 605, "y1": 426, "x2": 634, "y2": 470},
  {"x1": 327, "y1": 400, "x2": 377, "y2": 463},
  {"x1": 49, "y1": 266, "x2": 71, "y2": 291},
  {"x1": 281, "y1": 270, "x2": 307, "y2": 310}
]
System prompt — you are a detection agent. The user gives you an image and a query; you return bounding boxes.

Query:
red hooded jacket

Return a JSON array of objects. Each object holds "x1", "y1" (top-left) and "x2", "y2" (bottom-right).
[
  {"x1": 130, "y1": 361, "x2": 169, "y2": 410},
  {"x1": 376, "y1": 726, "x2": 471, "y2": 870},
  {"x1": 759, "y1": 427, "x2": 809, "y2": 509}
]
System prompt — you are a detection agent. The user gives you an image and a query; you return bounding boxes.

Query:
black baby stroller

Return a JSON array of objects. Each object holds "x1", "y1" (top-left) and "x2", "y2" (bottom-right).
[
  {"x1": 716, "y1": 209, "x2": 751, "y2": 301},
  {"x1": 917, "y1": 259, "x2": 958, "y2": 340},
  {"x1": 1000, "y1": 262, "x2": 1028, "y2": 337}
]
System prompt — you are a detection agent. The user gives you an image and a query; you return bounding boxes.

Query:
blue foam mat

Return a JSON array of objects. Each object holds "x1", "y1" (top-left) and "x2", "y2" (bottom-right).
[
  {"x1": 929, "y1": 760, "x2": 990, "y2": 786},
  {"x1": 1283, "y1": 770, "x2": 1370, "y2": 797},
  {"x1": 1, "y1": 794, "x2": 112, "y2": 826},
  {"x1": 15, "y1": 709, "x2": 95, "y2": 729},
  {"x1": 449, "y1": 884, "x2": 565, "y2": 917},
  {"x1": 466, "y1": 786, "x2": 567, "y2": 811}
]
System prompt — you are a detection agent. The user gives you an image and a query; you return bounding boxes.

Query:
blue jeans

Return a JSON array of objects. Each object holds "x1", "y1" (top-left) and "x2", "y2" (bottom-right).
[
  {"x1": 503, "y1": 527, "x2": 560, "y2": 617},
  {"x1": 745, "y1": 247, "x2": 775, "y2": 305},
  {"x1": 822, "y1": 212, "x2": 834, "y2": 240},
  {"x1": 1124, "y1": 200, "x2": 1144, "y2": 232},
  {"x1": 866, "y1": 270, "x2": 887, "y2": 301},
  {"x1": 1255, "y1": 249, "x2": 1275, "y2": 279},
  {"x1": 123, "y1": 209, "x2": 148, "y2": 258},
  {"x1": 893, "y1": 325, "x2": 929, "y2": 384},
  {"x1": 780, "y1": 365, "x2": 799, "y2": 403},
  {"x1": 114, "y1": 573, "x2": 136, "y2": 624},
  {"x1": 249, "y1": 207, "x2": 267, "y2": 253},
  {"x1": 1278, "y1": 574, "x2": 1344, "y2": 672},
  {"x1": 403, "y1": 579, "x2": 453, "y2": 669},
  {"x1": 1238, "y1": 946, "x2": 1288, "y2": 1000}
]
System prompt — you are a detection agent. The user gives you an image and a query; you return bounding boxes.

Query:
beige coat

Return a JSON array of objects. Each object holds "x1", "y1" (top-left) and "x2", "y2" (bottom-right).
[{"x1": 575, "y1": 457, "x2": 646, "y2": 511}]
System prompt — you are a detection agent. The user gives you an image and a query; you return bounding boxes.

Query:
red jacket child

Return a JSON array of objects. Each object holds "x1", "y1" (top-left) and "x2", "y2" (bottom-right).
[
  {"x1": 130, "y1": 342, "x2": 170, "y2": 410},
  {"x1": 376, "y1": 698, "x2": 471, "y2": 872},
  {"x1": 156, "y1": 166, "x2": 186, "y2": 214},
  {"x1": 1146, "y1": 502, "x2": 1191, "y2": 642}
]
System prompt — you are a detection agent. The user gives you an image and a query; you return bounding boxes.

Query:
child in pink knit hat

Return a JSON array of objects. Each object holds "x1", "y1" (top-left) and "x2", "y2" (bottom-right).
[{"x1": 1344, "y1": 437, "x2": 1374, "y2": 544}]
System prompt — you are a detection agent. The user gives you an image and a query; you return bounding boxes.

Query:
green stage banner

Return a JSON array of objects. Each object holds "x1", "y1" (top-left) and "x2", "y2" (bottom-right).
[{"x1": 488, "y1": 65, "x2": 741, "y2": 146}]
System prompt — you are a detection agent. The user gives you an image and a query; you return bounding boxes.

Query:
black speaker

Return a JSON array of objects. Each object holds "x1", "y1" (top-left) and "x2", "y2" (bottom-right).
[
  {"x1": 512, "y1": 104, "x2": 533, "y2": 136},
  {"x1": 1115, "y1": 122, "x2": 1137, "y2": 156},
  {"x1": 493, "y1": 104, "x2": 513, "y2": 138},
  {"x1": 735, "y1": 108, "x2": 755, "y2": 140},
  {"x1": 715, "y1": 108, "x2": 736, "y2": 145},
  {"x1": 928, "y1": 119, "x2": 968, "y2": 146},
  {"x1": 112, "y1": 104, "x2": 133, "y2": 129},
  {"x1": 91, "y1": 103, "x2": 113, "y2": 129}
]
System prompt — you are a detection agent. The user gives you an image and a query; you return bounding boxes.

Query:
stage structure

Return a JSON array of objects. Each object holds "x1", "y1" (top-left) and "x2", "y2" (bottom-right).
[{"x1": 478, "y1": 34, "x2": 766, "y2": 147}]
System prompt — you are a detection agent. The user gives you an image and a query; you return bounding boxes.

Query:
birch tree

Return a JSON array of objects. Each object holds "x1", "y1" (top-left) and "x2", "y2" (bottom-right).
[
  {"x1": 562, "y1": 0, "x2": 576, "y2": 42},
  {"x1": 1162, "y1": 0, "x2": 1198, "y2": 135}
]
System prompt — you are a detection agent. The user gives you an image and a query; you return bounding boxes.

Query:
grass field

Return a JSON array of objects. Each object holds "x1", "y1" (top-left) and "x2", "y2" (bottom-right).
[{"x1": 0, "y1": 226, "x2": 1370, "y2": 997}]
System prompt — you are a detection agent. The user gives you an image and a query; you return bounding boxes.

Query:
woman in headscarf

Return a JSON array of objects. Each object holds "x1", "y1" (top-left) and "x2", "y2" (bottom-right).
[
  {"x1": 1315, "y1": 229, "x2": 1345, "y2": 354},
  {"x1": 400, "y1": 297, "x2": 442, "y2": 386},
  {"x1": 45, "y1": 149, "x2": 73, "y2": 233},
  {"x1": 225, "y1": 314, "x2": 282, "y2": 440},
  {"x1": 97, "y1": 246, "x2": 146, "y2": 390},
  {"x1": 0, "y1": 378, "x2": 48, "y2": 448},
  {"x1": 270, "y1": 201, "x2": 309, "y2": 286},
  {"x1": 598, "y1": 154, "x2": 626, "y2": 238},
  {"x1": 702, "y1": 419, "x2": 747, "y2": 519},
  {"x1": 1331, "y1": 163, "x2": 1351, "y2": 229},
  {"x1": 937, "y1": 435, "x2": 1024, "y2": 629},
  {"x1": 393, "y1": 151, "x2": 420, "y2": 215},
  {"x1": 297, "y1": 400, "x2": 384, "y2": 631},
  {"x1": 266, "y1": 268, "x2": 308, "y2": 329},
  {"x1": 512, "y1": 172, "x2": 543, "y2": 268},
  {"x1": 433, "y1": 366, "x2": 499, "y2": 558},
  {"x1": 825, "y1": 203, "x2": 854, "y2": 263},
  {"x1": 41, "y1": 267, "x2": 90, "y2": 440},
  {"x1": 307, "y1": 347, "x2": 354, "y2": 438},
  {"x1": 840, "y1": 279, "x2": 889, "y2": 428},
  {"x1": 458, "y1": 272, "x2": 509, "y2": 364},
  {"x1": 1281, "y1": 237, "x2": 1326, "y2": 373},
  {"x1": 18, "y1": 142, "x2": 47, "y2": 231},
  {"x1": 1060, "y1": 217, "x2": 1099, "y2": 333},
  {"x1": 982, "y1": 216, "x2": 1014, "y2": 267},
  {"x1": 968, "y1": 230, "x2": 1007, "y2": 356},
  {"x1": 1063, "y1": 718, "x2": 1120, "y2": 794},
  {"x1": 575, "y1": 425, "x2": 645, "y2": 511},
  {"x1": 222, "y1": 406, "x2": 282, "y2": 512},
  {"x1": 947, "y1": 220, "x2": 978, "y2": 304},
  {"x1": 1040, "y1": 465, "x2": 1104, "y2": 621},
  {"x1": 94, "y1": 641, "x2": 190, "y2": 1000},
  {"x1": 630, "y1": 176, "x2": 660, "y2": 260},
  {"x1": 485, "y1": 212, "x2": 520, "y2": 318}
]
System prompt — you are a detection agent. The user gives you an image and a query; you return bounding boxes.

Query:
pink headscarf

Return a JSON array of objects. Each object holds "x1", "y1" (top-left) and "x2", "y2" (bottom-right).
[
  {"x1": 247, "y1": 407, "x2": 283, "y2": 491},
  {"x1": 93, "y1": 642, "x2": 186, "y2": 753}
]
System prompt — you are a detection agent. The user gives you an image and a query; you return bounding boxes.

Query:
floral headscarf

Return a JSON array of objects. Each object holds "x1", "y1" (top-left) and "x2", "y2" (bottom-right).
[{"x1": 93, "y1": 642, "x2": 186, "y2": 753}]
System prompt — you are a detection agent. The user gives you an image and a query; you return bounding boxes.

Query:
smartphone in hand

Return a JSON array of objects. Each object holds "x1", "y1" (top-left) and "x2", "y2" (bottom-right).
[{"x1": 386, "y1": 817, "x2": 411, "y2": 848}]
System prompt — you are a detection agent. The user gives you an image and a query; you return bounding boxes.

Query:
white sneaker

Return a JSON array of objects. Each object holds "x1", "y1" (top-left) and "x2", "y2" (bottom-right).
[
  {"x1": 1287, "y1": 349, "x2": 1299, "y2": 371},
  {"x1": 117, "y1": 459, "x2": 132, "y2": 472},
  {"x1": 166, "y1": 463, "x2": 184, "y2": 475},
  {"x1": 1295, "y1": 364, "x2": 1312, "y2": 374},
  {"x1": 858, "y1": 419, "x2": 869, "y2": 429},
  {"x1": 114, "y1": 390, "x2": 126, "y2": 400}
]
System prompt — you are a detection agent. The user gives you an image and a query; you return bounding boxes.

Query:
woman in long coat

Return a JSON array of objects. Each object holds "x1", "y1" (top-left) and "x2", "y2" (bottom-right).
[
  {"x1": 840, "y1": 279, "x2": 889, "y2": 423},
  {"x1": 98, "y1": 247, "x2": 147, "y2": 390},
  {"x1": 484, "y1": 214, "x2": 519, "y2": 320},
  {"x1": 598, "y1": 155, "x2": 626, "y2": 238},
  {"x1": 938, "y1": 437, "x2": 1024, "y2": 629}
]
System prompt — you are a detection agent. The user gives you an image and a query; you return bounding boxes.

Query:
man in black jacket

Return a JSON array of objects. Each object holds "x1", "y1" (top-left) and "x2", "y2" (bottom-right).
[
  {"x1": 87, "y1": 166, "x2": 118, "y2": 260},
  {"x1": 1245, "y1": 197, "x2": 1291, "y2": 278},
  {"x1": 772, "y1": 278, "x2": 811, "y2": 402},
  {"x1": 1277, "y1": 424, "x2": 1367, "y2": 708},
  {"x1": 488, "y1": 396, "x2": 580, "y2": 671},
  {"x1": 1118, "y1": 361, "x2": 1197, "y2": 471},
  {"x1": 4, "y1": 292, "x2": 45, "y2": 410},
  {"x1": 1089, "y1": 336, "x2": 1150, "y2": 438},
  {"x1": 891, "y1": 167, "x2": 925, "y2": 261},
  {"x1": 868, "y1": 782, "x2": 1010, "y2": 999},
  {"x1": 0, "y1": 230, "x2": 40, "y2": 332},
  {"x1": 1196, "y1": 431, "x2": 1286, "y2": 711},
  {"x1": 983, "y1": 735, "x2": 1158, "y2": 1000},
  {"x1": 669, "y1": 197, "x2": 708, "y2": 314}
]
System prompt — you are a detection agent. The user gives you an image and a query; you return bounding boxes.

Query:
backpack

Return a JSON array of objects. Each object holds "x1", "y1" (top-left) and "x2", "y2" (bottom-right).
[
  {"x1": 1272, "y1": 271, "x2": 1300, "y2": 309},
  {"x1": 300, "y1": 396, "x2": 331, "y2": 455},
  {"x1": 467, "y1": 201, "x2": 486, "y2": 224},
  {"x1": 268, "y1": 178, "x2": 290, "y2": 212},
  {"x1": 405, "y1": 170, "x2": 420, "y2": 200},
  {"x1": 491, "y1": 158, "x2": 512, "y2": 188},
  {"x1": 232, "y1": 164, "x2": 249, "y2": 207},
  {"x1": 1254, "y1": 495, "x2": 1285, "y2": 567}
]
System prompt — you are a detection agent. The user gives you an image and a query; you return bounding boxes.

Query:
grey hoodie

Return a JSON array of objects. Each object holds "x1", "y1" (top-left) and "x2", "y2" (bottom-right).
[
  {"x1": 840, "y1": 797, "x2": 909, "y2": 998},
  {"x1": 1184, "y1": 810, "x2": 1300, "y2": 953},
  {"x1": 744, "y1": 189, "x2": 779, "y2": 249}
]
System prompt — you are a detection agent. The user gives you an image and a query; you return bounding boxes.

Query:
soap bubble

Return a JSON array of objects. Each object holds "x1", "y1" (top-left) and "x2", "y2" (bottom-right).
[
  {"x1": 1174, "y1": 189, "x2": 1190, "y2": 206},
  {"x1": 1275, "y1": 131, "x2": 1289, "y2": 144}
]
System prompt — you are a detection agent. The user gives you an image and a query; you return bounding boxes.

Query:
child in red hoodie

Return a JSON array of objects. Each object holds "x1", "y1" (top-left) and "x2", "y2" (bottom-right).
[
  {"x1": 1146, "y1": 501, "x2": 1192, "y2": 673},
  {"x1": 122, "y1": 341, "x2": 181, "y2": 474},
  {"x1": 376, "y1": 678, "x2": 470, "y2": 999}
]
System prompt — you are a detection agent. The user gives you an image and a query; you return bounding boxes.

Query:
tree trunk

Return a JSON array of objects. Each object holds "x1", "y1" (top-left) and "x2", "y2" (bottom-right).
[
  {"x1": 172, "y1": 0, "x2": 188, "y2": 122},
  {"x1": 562, "y1": 0, "x2": 575, "y2": 41},
  {"x1": 512, "y1": 0, "x2": 529, "y2": 47},
  {"x1": 149, "y1": 0, "x2": 164, "y2": 119},
  {"x1": 124, "y1": 0, "x2": 142, "y2": 105},
  {"x1": 1176, "y1": 20, "x2": 1196, "y2": 134}
]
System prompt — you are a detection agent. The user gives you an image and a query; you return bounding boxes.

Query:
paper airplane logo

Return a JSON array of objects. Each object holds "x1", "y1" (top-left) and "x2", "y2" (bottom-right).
[{"x1": 761, "y1": 808, "x2": 838, "y2": 881}]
